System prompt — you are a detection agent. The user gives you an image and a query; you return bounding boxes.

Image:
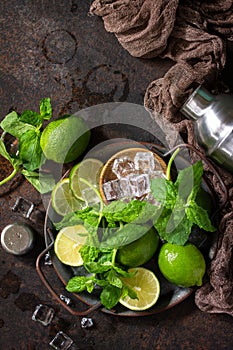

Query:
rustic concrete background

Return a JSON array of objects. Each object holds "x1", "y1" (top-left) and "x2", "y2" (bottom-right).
[{"x1": 0, "y1": 1, "x2": 233, "y2": 349}]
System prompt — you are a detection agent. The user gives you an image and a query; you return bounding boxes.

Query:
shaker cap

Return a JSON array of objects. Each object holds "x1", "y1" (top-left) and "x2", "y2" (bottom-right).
[
  {"x1": 1, "y1": 222, "x2": 35, "y2": 255},
  {"x1": 181, "y1": 86, "x2": 214, "y2": 120}
]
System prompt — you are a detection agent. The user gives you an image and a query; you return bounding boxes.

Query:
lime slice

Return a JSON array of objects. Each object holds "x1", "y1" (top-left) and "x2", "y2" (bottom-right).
[
  {"x1": 54, "y1": 225, "x2": 88, "y2": 266},
  {"x1": 52, "y1": 178, "x2": 85, "y2": 216},
  {"x1": 69, "y1": 158, "x2": 103, "y2": 203},
  {"x1": 119, "y1": 267, "x2": 160, "y2": 311}
]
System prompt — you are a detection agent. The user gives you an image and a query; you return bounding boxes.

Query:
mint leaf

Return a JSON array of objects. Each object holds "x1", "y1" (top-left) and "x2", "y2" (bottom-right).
[
  {"x1": 66, "y1": 276, "x2": 87, "y2": 293},
  {"x1": 100, "y1": 285, "x2": 121, "y2": 309},
  {"x1": 80, "y1": 245, "x2": 99, "y2": 264},
  {"x1": 40, "y1": 97, "x2": 52, "y2": 120},
  {"x1": 176, "y1": 160, "x2": 203, "y2": 202},
  {"x1": 97, "y1": 249, "x2": 114, "y2": 264},
  {"x1": 22, "y1": 169, "x2": 55, "y2": 194},
  {"x1": 113, "y1": 265, "x2": 136, "y2": 278},
  {"x1": 133, "y1": 201, "x2": 162, "y2": 224},
  {"x1": 1, "y1": 111, "x2": 35, "y2": 138},
  {"x1": 150, "y1": 178, "x2": 177, "y2": 208},
  {"x1": 86, "y1": 280, "x2": 96, "y2": 293},
  {"x1": 74, "y1": 206, "x2": 97, "y2": 218},
  {"x1": 18, "y1": 129, "x2": 43, "y2": 171},
  {"x1": 154, "y1": 202, "x2": 193, "y2": 245},
  {"x1": 150, "y1": 177, "x2": 167, "y2": 204},
  {"x1": 121, "y1": 285, "x2": 138, "y2": 300},
  {"x1": 54, "y1": 212, "x2": 84, "y2": 230},
  {"x1": 189, "y1": 161, "x2": 203, "y2": 199},
  {"x1": 165, "y1": 214, "x2": 193, "y2": 245},
  {"x1": 186, "y1": 200, "x2": 216, "y2": 232},
  {"x1": 66, "y1": 276, "x2": 94, "y2": 293},
  {"x1": 85, "y1": 261, "x2": 112, "y2": 274},
  {"x1": 103, "y1": 199, "x2": 146, "y2": 224},
  {"x1": 74, "y1": 207, "x2": 100, "y2": 246},
  {"x1": 101, "y1": 223, "x2": 149, "y2": 249},
  {"x1": 19, "y1": 110, "x2": 42, "y2": 127},
  {"x1": 106, "y1": 270, "x2": 123, "y2": 288}
]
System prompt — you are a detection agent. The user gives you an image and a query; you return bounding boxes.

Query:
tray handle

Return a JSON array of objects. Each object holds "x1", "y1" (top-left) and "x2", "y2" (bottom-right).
[{"x1": 36, "y1": 242, "x2": 102, "y2": 316}]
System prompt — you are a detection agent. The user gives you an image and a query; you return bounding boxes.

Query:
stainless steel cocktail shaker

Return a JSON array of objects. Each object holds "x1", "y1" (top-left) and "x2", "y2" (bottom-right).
[{"x1": 181, "y1": 86, "x2": 233, "y2": 173}]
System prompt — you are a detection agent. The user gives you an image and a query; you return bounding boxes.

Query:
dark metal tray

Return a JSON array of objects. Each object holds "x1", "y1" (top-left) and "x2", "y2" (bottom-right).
[{"x1": 36, "y1": 138, "x2": 218, "y2": 317}]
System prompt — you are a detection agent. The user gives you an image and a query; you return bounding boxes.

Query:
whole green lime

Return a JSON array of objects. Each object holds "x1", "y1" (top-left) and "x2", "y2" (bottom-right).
[
  {"x1": 116, "y1": 226, "x2": 160, "y2": 267},
  {"x1": 40, "y1": 114, "x2": 90, "y2": 163},
  {"x1": 158, "y1": 242, "x2": 206, "y2": 287}
]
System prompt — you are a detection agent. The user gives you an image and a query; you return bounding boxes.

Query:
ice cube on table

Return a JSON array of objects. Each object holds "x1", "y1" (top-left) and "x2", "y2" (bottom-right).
[
  {"x1": 11, "y1": 196, "x2": 35, "y2": 219},
  {"x1": 59, "y1": 294, "x2": 72, "y2": 306},
  {"x1": 49, "y1": 331, "x2": 73, "y2": 350},
  {"x1": 81, "y1": 317, "x2": 94, "y2": 328},
  {"x1": 134, "y1": 151, "x2": 155, "y2": 174},
  {"x1": 112, "y1": 157, "x2": 135, "y2": 178},
  {"x1": 32, "y1": 304, "x2": 54, "y2": 326},
  {"x1": 128, "y1": 174, "x2": 150, "y2": 197},
  {"x1": 102, "y1": 179, "x2": 121, "y2": 201},
  {"x1": 44, "y1": 252, "x2": 53, "y2": 266}
]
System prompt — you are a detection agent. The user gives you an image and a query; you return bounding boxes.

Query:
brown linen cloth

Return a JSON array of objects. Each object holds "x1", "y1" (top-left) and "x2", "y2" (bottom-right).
[{"x1": 90, "y1": 0, "x2": 233, "y2": 316}]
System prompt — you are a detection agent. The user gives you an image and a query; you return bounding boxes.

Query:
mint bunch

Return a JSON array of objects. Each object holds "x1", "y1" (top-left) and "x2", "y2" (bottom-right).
[{"x1": 0, "y1": 98, "x2": 55, "y2": 193}]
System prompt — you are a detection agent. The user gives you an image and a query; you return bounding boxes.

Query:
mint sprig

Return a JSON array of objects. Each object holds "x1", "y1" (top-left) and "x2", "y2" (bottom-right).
[
  {"x1": 151, "y1": 159, "x2": 216, "y2": 245},
  {"x1": 66, "y1": 244, "x2": 137, "y2": 310}
]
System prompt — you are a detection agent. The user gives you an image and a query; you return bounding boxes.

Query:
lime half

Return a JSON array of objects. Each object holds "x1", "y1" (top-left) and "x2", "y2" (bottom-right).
[
  {"x1": 119, "y1": 267, "x2": 160, "y2": 311},
  {"x1": 54, "y1": 225, "x2": 88, "y2": 266}
]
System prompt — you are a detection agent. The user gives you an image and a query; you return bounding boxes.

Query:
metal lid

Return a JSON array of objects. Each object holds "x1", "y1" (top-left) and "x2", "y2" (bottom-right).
[{"x1": 1, "y1": 222, "x2": 35, "y2": 255}]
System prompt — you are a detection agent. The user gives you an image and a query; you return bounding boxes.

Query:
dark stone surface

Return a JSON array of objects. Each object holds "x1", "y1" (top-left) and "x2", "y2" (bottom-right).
[{"x1": 0, "y1": 1, "x2": 233, "y2": 349}]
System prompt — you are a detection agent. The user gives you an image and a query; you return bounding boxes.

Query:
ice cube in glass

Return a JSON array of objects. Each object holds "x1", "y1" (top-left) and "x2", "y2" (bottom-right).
[
  {"x1": 81, "y1": 186, "x2": 100, "y2": 204},
  {"x1": 49, "y1": 331, "x2": 73, "y2": 350},
  {"x1": 150, "y1": 170, "x2": 165, "y2": 179},
  {"x1": 112, "y1": 157, "x2": 135, "y2": 178},
  {"x1": 102, "y1": 179, "x2": 121, "y2": 201},
  {"x1": 118, "y1": 177, "x2": 132, "y2": 199},
  {"x1": 128, "y1": 174, "x2": 150, "y2": 197},
  {"x1": 32, "y1": 304, "x2": 54, "y2": 326},
  {"x1": 134, "y1": 151, "x2": 155, "y2": 174}
]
